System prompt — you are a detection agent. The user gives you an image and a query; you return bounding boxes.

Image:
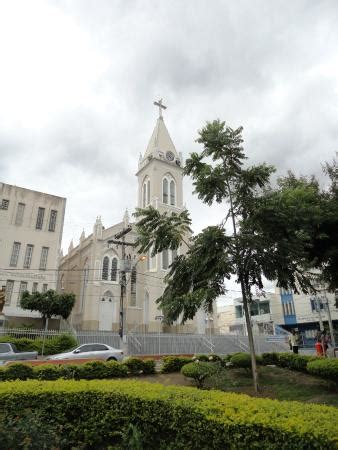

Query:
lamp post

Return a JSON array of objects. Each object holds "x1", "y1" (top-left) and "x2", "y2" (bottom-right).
[{"x1": 155, "y1": 315, "x2": 164, "y2": 356}]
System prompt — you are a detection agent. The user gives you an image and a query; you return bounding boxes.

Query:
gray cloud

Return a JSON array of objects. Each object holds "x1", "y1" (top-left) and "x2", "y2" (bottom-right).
[{"x1": 0, "y1": 0, "x2": 337, "y2": 253}]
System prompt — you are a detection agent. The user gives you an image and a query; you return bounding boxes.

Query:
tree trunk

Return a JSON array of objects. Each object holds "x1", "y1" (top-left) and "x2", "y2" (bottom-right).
[{"x1": 240, "y1": 279, "x2": 259, "y2": 392}]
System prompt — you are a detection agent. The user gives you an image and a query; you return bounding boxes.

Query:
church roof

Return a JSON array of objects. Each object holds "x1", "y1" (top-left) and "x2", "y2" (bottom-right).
[{"x1": 144, "y1": 116, "x2": 178, "y2": 158}]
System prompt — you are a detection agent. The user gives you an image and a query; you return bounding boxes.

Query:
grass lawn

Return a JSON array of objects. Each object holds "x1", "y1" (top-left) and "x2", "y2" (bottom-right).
[{"x1": 131, "y1": 366, "x2": 338, "y2": 407}]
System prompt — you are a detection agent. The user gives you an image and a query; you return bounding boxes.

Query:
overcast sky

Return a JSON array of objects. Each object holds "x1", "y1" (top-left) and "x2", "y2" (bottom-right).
[{"x1": 1, "y1": 0, "x2": 337, "y2": 299}]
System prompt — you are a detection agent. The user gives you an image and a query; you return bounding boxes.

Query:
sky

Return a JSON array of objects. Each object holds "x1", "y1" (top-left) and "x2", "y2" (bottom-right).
[{"x1": 0, "y1": 0, "x2": 337, "y2": 302}]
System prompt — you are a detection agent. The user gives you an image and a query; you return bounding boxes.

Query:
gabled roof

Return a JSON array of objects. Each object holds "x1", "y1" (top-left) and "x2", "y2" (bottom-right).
[{"x1": 144, "y1": 116, "x2": 178, "y2": 158}]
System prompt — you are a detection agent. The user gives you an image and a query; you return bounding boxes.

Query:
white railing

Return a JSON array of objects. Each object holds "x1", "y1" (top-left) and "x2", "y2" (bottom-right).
[{"x1": 0, "y1": 327, "x2": 289, "y2": 355}]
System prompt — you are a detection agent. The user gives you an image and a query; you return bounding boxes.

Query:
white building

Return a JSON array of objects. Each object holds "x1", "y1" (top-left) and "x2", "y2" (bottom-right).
[
  {"x1": 0, "y1": 183, "x2": 66, "y2": 327},
  {"x1": 217, "y1": 287, "x2": 338, "y2": 344},
  {"x1": 59, "y1": 104, "x2": 206, "y2": 333}
]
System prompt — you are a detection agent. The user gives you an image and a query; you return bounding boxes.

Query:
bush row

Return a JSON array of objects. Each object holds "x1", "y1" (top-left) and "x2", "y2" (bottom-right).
[
  {"x1": 0, "y1": 379, "x2": 337, "y2": 449},
  {"x1": 161, "y1": 353, "x2": 262, "y2": 373},
  {"x1": 0, "y1": 333, "x2": 78, "y2": 355},
  {"x1": 261, "y1": 352, "x2": 338, "y2": 382},
  {"x1": 0, "y1": 358, "x2": 156, "y2": 381}
]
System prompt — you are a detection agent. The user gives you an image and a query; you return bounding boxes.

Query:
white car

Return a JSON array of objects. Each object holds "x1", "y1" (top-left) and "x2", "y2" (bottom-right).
[{"x1": 46, "y1": 343, "x2": 124, "y2": 362}]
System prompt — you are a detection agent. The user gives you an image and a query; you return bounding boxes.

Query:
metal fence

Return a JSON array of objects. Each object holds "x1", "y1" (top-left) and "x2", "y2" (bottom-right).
[{"x1": 0, "y1": 327, "x2": 289, "y2": 355}]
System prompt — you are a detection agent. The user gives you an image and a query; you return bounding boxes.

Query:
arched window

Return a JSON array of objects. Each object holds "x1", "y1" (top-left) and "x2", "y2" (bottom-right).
[
  {"x1": 162, "y1": 249, "x2": 169, "y2": 270},
  {"x1": 144, "y1": 290, "x2": 149, "y2": 325},
  {"x1": 60, "y1": 274, "x2": 64, "y2": 290},
  {"x1": 111, "y1": 257, "x2": 118, "y2": 282},
  {"x1": 102, "y1": 290, "x2": 113, "y2": 302},
  {"x1": 162, "y1": 178, "x2": 168, "y2": 204},
  {"x1": 102, "y1": 256, "x2": 109, "y2": 280},
  {"x1": 147, "y1": 179, "x2": 150, "y2": 205},
  {"x1": 130, "y1": 267, "x2": 137, "y2": 306},
  {"x1": 142, "y1": 177, "x2": 151, "y2": 207},
  {"x1": 142, "y1": 183, "x2": 146, "y2": 207},
  {"x1": 170, "y1": 180, "x2": 175, "y2": 205}
]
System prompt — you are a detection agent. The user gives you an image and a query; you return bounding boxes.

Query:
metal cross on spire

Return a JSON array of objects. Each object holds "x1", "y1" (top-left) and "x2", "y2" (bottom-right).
[{"x1": 153, "y1": 98, "x2": 167, "y2": 118}]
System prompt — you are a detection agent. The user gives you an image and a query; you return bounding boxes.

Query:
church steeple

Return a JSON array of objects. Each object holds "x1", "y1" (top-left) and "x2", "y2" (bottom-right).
[{"x1": 136, "y1": 100, "x2": 184, "y2": 211}]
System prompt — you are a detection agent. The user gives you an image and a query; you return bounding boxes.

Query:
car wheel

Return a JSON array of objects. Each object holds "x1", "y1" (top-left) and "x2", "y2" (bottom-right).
[{"x1": 107, "y1": 357, "x2": 117, "y2": 361}]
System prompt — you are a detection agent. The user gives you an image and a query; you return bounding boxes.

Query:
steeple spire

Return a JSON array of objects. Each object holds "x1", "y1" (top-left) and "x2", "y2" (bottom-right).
[{"x1": 153, "y1": 98, "x2": 167, "y2": 119}]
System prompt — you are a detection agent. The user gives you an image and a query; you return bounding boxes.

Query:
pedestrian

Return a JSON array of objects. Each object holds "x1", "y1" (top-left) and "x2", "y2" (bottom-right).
[
  {"x1": 320, "y1": 331, "x2": 330, "y2": 357},
  {"x1": 315, "y1": 337, "x2": 323, "y2": 357},
  {"x1": 289, "y1": 330, "x2": 299, "y2": 354}
]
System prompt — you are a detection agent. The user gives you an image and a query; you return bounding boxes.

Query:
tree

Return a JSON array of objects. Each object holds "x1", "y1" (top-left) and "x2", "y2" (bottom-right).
[
  {"x1": 21, "y1": 290, "x2": 75, "y2": 328},
  {"x1": 134, "y1": 120, "x2": 328, "y2": 392}
]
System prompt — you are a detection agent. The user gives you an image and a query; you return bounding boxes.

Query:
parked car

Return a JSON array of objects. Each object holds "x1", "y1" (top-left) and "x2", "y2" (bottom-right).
[
  {"x1": 0, "y1": 342, "x2": 38, "y2": 361},
  {"x1": 46, "y1": 343, "x2": 123, "y2": 361}
]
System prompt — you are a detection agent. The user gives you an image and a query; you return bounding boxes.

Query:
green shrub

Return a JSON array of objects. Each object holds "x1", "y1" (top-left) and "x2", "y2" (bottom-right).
[
  {"x1": 78, "y1": 360, "x2": 111, "y2": 379},
  {"x1": 307, "y1": 358, "x2": 338, "y2": 383},
  {"x1": 34, "y1": 364, "x2": 61, "y2": 380},
  {"x1": 207, "y1": 354, "x2": 222, "y2": 363},
  {"x1": 261, "y1": 352, "x2": 279, "y2": 365},
  {"x1": 4, "y1": 363, "x2": 35, "y2": 380},
  {"x1": 58, "y1": 364, "x2": 83, "y2": 380},
  {"x1": 123, "y1": 357, "x2": 145, "y2": 374},
  {"x1": 161, "y1": 356, "x2": 192, "y2": 373},
  {"x1": 0, "y1": 379, "x2": 337, "y2": 449},
  {"x1": 105, "y1": 360, "x2": 128, "y2": 378},
  {"x1": 142, "y1": 359, "x2": 156, "y2": 375},
  {"x1": 192, "y1": 354, "x2": 209, "y2": 362},
  {"x1": 277, "y1": 353, "x2": 318, "y2": 372},
  {"x1": 181, "y1": 362, "x2": 218, "y2": 388},
  {"x1": 230, "y1": 353, "x2": 252, "y2": 369},
  {"x1": 0, "y1": 333, "x2": 78, "y2": 355}
]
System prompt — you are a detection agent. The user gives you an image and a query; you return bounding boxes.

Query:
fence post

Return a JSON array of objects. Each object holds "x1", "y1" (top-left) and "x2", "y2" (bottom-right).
[{"x1": 41, "y1": 318, "x2": 49, "y2": 357}]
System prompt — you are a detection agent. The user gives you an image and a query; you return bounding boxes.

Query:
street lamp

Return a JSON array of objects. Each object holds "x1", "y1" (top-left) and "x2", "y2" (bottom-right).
[
  {"x1": 155, "y1": 314, "x2": 164, "y2": 356},
  {"x1": 205, "y1": 315, "x2": 214, "y2": 340}
]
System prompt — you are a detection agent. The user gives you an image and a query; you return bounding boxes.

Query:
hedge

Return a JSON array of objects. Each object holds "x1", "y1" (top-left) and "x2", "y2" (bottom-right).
[
  {"x1": 0, "y1": 379, "x2": 337, "y2": 449},
  {"x1": 0, "y1": 333, "x2": 77, "y2": 355},
  {"x1": 0, "y1": 358, "x2": 155, "y2": 381},
  {"x1": 261, "y1": 352, "x2": 319, "y2": 372},
  {"x1": 161, "y1": 356, "x2": 192, "y2": 373},
  {"x1": 307, "y1": 359, "x2": 338, "y2": 383}
]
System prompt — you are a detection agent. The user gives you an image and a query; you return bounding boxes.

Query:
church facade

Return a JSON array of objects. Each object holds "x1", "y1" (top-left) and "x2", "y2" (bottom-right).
[{"x1": 58, "y1": 105, "x2": 207, "y2": 333}]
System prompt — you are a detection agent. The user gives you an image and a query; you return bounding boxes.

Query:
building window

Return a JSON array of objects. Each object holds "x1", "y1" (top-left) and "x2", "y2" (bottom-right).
[
  {"x1": 4, "y1": 280, "x2": 14, "y2": 305},
  {"x1": 42, "y1": 284, "x2": 48, "y2": 293},
  {"x1": 48, "y1": 210, "x2": 57, "y2": 232},
  {"x1": 32, "y1": 282, "x2": 38, "y2": 293},
  {"x1": 259, "y1": 301, "x2": 270, "y2": 315},
  {"x1": 39, "y1": 247, "x2": 49, "y2": 270},
  {"x1": 102, "y1": 256, "x2": 109, "y2": 280},
  {"x1": 170, "y1": 180, "x2": 175, "y2": 205},
  {"x1": 10, "y1": 242, "x2": 21, "y2": 267},
  {"x1": 23, "y1": 244, "x2": 34, "y2": 269},
  {"x1": 162, "y1": 249, "x2": 169, "y2": 270},
  {"x1": 130, "y1": 267, "x2": 137, "y2": 306},
  {"x1": 142, "y1": 177, "x2": 151, "y2": 207},
  {"x1": 15, "y1": 203, "x2": 25, "y2": 225},
  {"x1": 111, "y1": 258, "x2": 118, "y2": 282},
  {"x1": 235, "y1": 305, "x2": 243, "y2": 318},
  {"x1": 147, "y1": 179, "x2": 150, "y2": 205},
  {"x1": 0, "y1": 199, "x2": 9, "y2": 210},
  {"x1": 17, "y1": 281, "x2": 28, "y2": 306},
  {"x1": 162, "y1": 178, "x2": 168, "y2": 204},
  {"x1": 36, "y1": 207, "x2": 45, "y2": 229}
]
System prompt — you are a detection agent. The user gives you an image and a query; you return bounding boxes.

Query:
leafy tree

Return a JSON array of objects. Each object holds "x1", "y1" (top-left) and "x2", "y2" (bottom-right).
[
  {"x1": 134, "y1": 120, "x2": 331, "y2": 391},
  {"x1": 21, "y1": 290, "x2": 75, "y2": 328}
]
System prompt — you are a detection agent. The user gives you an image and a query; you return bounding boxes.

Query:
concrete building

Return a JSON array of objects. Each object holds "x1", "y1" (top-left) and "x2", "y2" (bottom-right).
[
  {"x1": 217, "y1": 287, "x2": 338, "y2": 345},
  {"x1": 0, "y1": 183, "x2": 66, "y2": 327},
  {"x1": 59, "y1": 104, "x2": 206, "y2": 333}
]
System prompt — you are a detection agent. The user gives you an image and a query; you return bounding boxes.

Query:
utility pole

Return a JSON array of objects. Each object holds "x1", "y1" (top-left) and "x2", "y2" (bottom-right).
[
  {"x1": 322, "y1": 293, "x2": 336, "y2": 347},
  {"x1": 107, "y1": 225, "x2": 134, "y2": 350}
]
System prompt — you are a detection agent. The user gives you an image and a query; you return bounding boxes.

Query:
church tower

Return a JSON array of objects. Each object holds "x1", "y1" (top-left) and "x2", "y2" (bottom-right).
[
  {"x1": 135, "y1": 100, "x2": 199, "y2": 333},
  {"x1": 136, "y1": 99, "x2": 184, "y2": 213}
]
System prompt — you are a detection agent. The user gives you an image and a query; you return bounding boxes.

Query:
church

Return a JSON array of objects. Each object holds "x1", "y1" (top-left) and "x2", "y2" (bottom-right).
[{"x1": 59, "y1": 102, "x2": 207, "y2": 333}]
